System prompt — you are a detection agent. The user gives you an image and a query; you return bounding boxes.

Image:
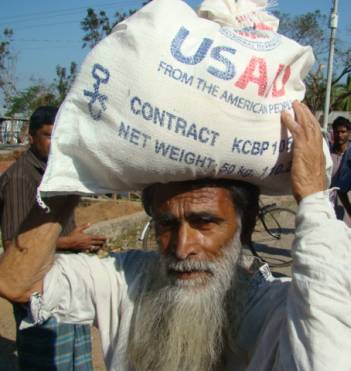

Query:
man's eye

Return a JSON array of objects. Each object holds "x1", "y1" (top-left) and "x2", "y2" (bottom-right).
[
  {"x1": 189, "y1": 217, "x2": 216, "y2": 229},
  {"x1": 155, "y1": 220, "x2": 177, "y2": 232}
]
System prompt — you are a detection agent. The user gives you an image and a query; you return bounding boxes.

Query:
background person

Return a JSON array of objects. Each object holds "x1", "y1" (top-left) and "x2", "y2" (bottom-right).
[
  {"x1": 0, "y1": 106, "x2": 106, "y2": 370},
  {"x1": 330, "y1": 116, "x2": 351, "y2": 226}
]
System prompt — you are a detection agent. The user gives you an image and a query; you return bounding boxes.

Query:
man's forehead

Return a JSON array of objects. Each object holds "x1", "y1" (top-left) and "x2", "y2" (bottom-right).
[
  {"x1": 36, "y1": 124, "x2": 54, "y2": 133},
  {"x1": 334, "y1": 125, "x2": 350, "y2": 131},
  {"x1": 152, "y1": 183, "x2": 233, "y2": 212}
]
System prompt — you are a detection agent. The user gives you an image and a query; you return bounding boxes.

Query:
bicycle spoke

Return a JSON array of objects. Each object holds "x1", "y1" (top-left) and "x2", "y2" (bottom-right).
[{"x1": 251, "y1": 206, "x2": 296, "y2": 269}]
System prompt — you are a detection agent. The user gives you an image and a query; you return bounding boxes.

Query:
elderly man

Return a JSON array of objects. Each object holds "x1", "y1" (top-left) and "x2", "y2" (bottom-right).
[{"x1": 0, "y1": 101, "x2": 350, "y2": 371}]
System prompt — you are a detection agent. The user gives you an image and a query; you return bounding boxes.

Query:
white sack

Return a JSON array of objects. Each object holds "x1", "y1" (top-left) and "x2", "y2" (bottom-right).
[{"x1": 40, "y1": 0, "x2": 331, "y2": 196}]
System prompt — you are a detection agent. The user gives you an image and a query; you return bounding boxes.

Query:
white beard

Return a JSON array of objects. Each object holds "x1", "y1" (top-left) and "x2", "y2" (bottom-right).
[{"x1": 127, "y1": 232, "x2": 244, "y2": 371}]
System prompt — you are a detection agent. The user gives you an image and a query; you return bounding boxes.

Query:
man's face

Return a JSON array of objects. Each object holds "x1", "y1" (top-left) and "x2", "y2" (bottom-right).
[
  {"x1": 333, "y1": 125, "x2": 350, "y2": 147},
  {"x1": 29, "y1": 124, "x2": 53, "y2": 160},
  {"x1": 152, "y1": 185, "x2": 238, "y2": 285},
  {"x1": 129, "y1": 185, "x2": 242, "y2": 371}
]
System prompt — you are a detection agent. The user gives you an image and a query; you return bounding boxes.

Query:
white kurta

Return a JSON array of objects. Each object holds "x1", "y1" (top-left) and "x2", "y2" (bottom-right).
[{"x1": 26, "y1": 191, "x2": 351, "y2": 370}]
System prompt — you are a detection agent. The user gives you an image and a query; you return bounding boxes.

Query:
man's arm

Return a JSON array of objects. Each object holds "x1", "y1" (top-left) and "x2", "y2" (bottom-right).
[
  {"x1": 3, "y1": 224, "x2": 107, "y2": 253},
  {"x1": 0, "y1": 197, "x2": 78, "y2": 303},
  {"x1": 243, "y1": 101, "x2": 351, "y2": 370},
  {"x1": 0, "y1": 172, "x2": 106, "y2": 253},
  {"x1": 273, "y1": 102, "x2": 351, "y2": 369}
]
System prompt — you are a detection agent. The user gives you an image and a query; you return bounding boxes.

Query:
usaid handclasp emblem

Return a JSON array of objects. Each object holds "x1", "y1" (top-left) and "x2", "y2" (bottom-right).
[
  {"x1": 220, "y1": 24, "x2": 281, "y2": 52},
  {"x1": 84, "y1": 64, "x2": 110, "y2": 121}
]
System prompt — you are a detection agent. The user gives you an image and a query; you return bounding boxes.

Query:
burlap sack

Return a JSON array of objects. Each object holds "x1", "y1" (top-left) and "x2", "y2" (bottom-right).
[{"x1": 39, "y1": 0, "x2": 331, "y2": 196}]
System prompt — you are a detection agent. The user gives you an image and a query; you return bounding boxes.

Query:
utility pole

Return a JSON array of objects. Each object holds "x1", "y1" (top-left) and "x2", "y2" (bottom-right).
[{"x1": 322, "y1": 0, "x2": 339, "y2": 134}]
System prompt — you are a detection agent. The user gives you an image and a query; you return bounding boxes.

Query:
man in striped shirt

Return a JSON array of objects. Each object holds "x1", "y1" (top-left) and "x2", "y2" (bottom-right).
[{"x1": 0, "y1": 106, "x2": 106, "y2": 370}]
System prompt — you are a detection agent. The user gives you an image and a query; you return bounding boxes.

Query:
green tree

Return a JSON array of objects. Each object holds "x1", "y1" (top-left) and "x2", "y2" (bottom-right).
[
  {"x1": 0, "y1": 29, "x2": 12, "y2": 71},
  {"x1": 276, "y1": 10, "x2": 351, "y2": 112},
  {"x1": 303, "y1": 65, "x2": 326, "y2": 114},
  {"x1": 5, "y1": 81, "x2": 56, "y2": 117},
  {"x1": 54, "y1": 62, "x2": 78, "y2": 104},
  {"x1": 0, "y1": 28, "x2": 17, "y2": 111},
  {"x1": 276, "y1": 10, "x2": 328, "y2": 57},
  {"x1": 80, "y1": 1, "x2": 152, "y2": 49},
  {"x1": 80, "y1": 8, "x2": 112, "y2": 49},
  {"x1": 331, "y1": 74, "x2": 351, "y2": 111},
  {"x1": 4, "y1": 60, "x2": 77, "y2": 116}
]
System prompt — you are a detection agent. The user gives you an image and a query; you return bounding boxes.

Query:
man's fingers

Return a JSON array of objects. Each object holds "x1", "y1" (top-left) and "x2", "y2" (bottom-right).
[
  {"x1": 281, "y1": 110, "x2": 298, "y2": 135},
  {"x1": 293, "y1": 101, "x2": 309, "y2": 131},
  {"x1": 281, "y1": 101, "x2": 320, "y2": 139},
  {"x1": 76, "y1": 225, "x2": 106, "y2": 239},
  {"x1": 301, "y1": 102, "x2": 322, "y2": 133},
  {"x1": 282, "y1": 100, "x2": 326, "y2": 202},
  {"x1": 89, "y1": 235, "x2": 106, "y2": 246},
  {"x1": 91, "y1": 238, "x2": 106, "y2": 245},
  {"x1": 89, "y1": 238, "x2": 107, "y2": 252},
  {"x1": 91, "y1": 235, "x2": 106, "y2": 241},
  {"x1": 79, "y1": 245, "x2": 100, "y2": 252}
]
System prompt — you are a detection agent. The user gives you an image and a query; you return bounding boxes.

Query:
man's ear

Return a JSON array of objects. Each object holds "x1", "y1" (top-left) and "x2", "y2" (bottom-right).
[{"x1": 28, "y1": 134, "x2": 34, "y2": 145}]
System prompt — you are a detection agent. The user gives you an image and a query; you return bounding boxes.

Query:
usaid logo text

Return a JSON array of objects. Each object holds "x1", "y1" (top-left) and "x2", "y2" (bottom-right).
[{"x1": 170, "y1": 27, "x2": 290, "y2": 98}]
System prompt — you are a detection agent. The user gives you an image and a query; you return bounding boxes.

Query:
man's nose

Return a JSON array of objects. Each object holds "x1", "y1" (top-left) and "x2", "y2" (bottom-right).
[{"x1": 173, "y1": 222, "x2": 199, "y2": 260}]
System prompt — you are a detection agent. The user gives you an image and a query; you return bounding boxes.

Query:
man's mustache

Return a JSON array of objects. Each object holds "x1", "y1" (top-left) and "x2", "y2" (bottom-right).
[{"x1": 166, "y1": 257, "x2": 217, "y2": 275}]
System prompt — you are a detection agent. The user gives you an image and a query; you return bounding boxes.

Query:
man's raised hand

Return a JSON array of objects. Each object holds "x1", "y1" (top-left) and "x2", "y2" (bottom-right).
[{"x1": 281, "y1": 101, "x2": 326, "y2": 203}]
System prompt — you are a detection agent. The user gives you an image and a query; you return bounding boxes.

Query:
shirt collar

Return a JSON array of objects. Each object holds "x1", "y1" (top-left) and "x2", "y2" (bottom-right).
[{"x1": 27, "y1": 148, "x2": 47, "y2": 173}]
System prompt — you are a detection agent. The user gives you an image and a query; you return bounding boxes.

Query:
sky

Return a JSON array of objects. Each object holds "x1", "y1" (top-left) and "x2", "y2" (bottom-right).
[{"x1": 1, "y1": 0, "x2": 350, "y2": 114}]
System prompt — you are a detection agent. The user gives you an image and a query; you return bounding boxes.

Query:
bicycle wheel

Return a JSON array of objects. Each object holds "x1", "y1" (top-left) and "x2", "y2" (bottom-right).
[{"x1": 252, "y1": 207, "x2": 296, "y2": 268}]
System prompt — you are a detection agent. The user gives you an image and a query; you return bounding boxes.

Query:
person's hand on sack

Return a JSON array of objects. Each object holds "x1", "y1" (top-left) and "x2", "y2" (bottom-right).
[
  {"x1": 281, "y1": 101, "x2": 326, "y2": 203},
  {"x1": 57, "y1": 224, "x2": 107, "y2": 252}
]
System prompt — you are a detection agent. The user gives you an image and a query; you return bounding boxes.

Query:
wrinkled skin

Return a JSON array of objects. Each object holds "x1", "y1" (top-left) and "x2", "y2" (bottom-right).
[
  {"x1": 281, "y1": 101, "x2": 326, "y2": 203},
  {"x1": 152, "y1": 186, "x2": 238, "y2": 282}
]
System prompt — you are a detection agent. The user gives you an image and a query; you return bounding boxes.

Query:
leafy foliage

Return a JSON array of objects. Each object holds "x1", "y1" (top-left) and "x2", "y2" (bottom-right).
[
  {"x1": 0, "y1": 29, "x2": 12, "y2": 71},
  {"x1": 275, "y1": 10, "x2": 351, "y2": 112},
  {"x1": 276, "y1": 10, "x2": 328, "y2": 56},
  {"x1": 0, "y1": 28, "x2": 17, "y2": 110},
  {"x1": 80, "y1": 0, "x2": 152, "y2": 49},
  {"x1": 5, "y1": 81, "x2": 56, "y2": 116},
  {"x1": 54, "y1": 62, "x2": 78, "y2": 105},
  {"x1": 80, "y1": 8, "x2": 112, "y2": 49},
  {"x1": 5, "y1": 61, "x2": 77, "y2": 116},
  {"x1": 332, "y1": 74, "x2": 351, "y2": 111}
]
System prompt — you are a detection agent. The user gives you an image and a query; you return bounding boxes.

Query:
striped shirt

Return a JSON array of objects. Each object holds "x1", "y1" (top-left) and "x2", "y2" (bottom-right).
[
  {"x1": 0, "y1": 148, "x2": 93, "y2": 371},
  {"x1": 0, "y1": 148, "x2": 75, "y2": 240}
]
